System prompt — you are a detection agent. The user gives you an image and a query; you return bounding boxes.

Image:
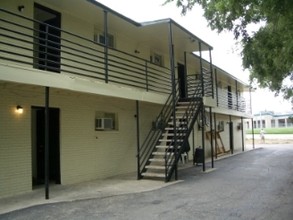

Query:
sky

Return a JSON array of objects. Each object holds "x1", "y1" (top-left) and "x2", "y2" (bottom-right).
[{"x1": 97, "y1": 0, "x2": 292, "y2": 113}]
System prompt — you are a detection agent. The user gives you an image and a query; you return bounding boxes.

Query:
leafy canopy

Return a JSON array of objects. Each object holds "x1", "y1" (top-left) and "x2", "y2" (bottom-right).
[{"x1": 165, "y1": 0, "x2": 293, "y2": 104}]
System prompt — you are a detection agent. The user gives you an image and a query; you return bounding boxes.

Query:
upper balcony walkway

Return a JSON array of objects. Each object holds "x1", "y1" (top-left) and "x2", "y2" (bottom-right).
[{"x1": 0, "y1": 8, "x2": 251, "y2": 115}]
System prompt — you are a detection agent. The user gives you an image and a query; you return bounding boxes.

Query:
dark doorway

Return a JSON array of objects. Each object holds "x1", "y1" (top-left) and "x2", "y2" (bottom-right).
[
  {"x1": 32, "y1": 107, "x2": 60, "y2": 186},
  {"x1": 34, "y1": 4, "x2": 61, "y2": 73},
  {"x1": 227, "y1": 86, "x2": 233, "y2": 109},
  {"x1": 177, "y1": 63, "x2": 187, "y2": 99}
]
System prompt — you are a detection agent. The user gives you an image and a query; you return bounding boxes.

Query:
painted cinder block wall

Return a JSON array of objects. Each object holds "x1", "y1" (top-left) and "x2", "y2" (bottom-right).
[{"x1": 0, "y1": 83, "x2": 161, "y2": 197}]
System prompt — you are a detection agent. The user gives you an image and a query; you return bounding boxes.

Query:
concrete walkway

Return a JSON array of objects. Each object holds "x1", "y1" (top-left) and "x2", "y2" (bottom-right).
[
  {"x1": 0, "y1": 147, "x2": 254, "y2": 215},
  {"x1": 0, "y1": 173, "x2": 180, "y2": 215},
  {"x1": 1, "y1": 144, "x2": 292, "y2": 219}
]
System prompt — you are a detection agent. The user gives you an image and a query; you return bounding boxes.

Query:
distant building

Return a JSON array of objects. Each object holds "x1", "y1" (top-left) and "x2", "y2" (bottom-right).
[{"x1": 247, "y1": 111, "x2": 293, "y2": 129}]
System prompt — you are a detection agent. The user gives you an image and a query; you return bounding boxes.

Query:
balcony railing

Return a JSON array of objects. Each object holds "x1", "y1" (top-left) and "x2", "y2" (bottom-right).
[
  {"x1": 0, "y1": 8, "x2": 251, "y2": 114},
  {"x1": 0, "y1": 8, "x2": 171, "y2": 94},
  {"x1": 217, "y1": 88, "x2": 251, "y2": 114}
]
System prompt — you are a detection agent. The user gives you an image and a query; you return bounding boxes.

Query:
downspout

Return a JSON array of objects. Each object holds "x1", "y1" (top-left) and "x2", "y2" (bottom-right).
[
  {"x1": 168, "y1": 21, "x2": 178, "y2": 180},
  {"x1": 136, "y1": 100, "x2": 141, "y2": 179},
  {"x1": 209, "y1": 48, "x2": 214, "y2": 98},
  {"x1": 199, "y1": 41, "x2": 205, "y2": 172},
  {"x1": 45, "y1": 87, "x2": 50, "y2": 200},
  {"x1": 104, "y1": 10, "x2": 109, "y2": 83}
]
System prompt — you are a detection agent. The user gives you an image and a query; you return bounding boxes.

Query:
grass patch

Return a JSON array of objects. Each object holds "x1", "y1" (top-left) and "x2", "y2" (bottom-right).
[{"x1": 246, "y1": 127, "x2": 293, "y2": 134}]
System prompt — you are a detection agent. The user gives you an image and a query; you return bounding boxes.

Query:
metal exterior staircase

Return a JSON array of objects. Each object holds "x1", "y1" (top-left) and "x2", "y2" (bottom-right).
[{"x1": 138, "y1": 79, "x2": 204, "y2": 182}]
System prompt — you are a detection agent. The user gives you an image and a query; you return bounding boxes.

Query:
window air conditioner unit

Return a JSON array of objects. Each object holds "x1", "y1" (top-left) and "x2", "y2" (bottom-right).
[{"x1": 95, "y1": 118, "x2": 113, "y2": 130}]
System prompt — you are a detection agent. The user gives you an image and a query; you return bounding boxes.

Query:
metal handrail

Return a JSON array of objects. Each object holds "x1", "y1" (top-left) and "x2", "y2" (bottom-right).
[
  {"x1": 137, "y1": 81, "x2": 179, "y2": 178},
  {"x1": 164, "y1": 80, "x2": 203, "y2": 181}
]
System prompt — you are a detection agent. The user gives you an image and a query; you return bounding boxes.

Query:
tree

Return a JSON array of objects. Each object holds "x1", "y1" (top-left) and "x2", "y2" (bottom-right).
[{"x1": 165, "y1": 0, "x2": 293, "y2": 105}]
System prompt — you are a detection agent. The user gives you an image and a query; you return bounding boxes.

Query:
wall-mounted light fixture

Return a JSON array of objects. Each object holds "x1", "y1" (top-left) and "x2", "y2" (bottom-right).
[
  {"x1": 16, "y1": 105, "x2": 23, "y2": 114},
  {"x1": 18, "y1": 5, "x2": 25, "y2": 12}
]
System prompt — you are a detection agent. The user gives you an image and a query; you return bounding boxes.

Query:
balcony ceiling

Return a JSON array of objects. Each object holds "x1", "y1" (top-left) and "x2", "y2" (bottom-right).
[{"x1": 41, "y1": 0, "x2": 211, "y2": 56}]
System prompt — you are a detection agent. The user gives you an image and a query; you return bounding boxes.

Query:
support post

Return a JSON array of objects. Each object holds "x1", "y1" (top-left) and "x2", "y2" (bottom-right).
[
  {"x1": 136, "y1": 101, "x2": 141, "y2": 179},
  {"x1": 45, "y1": 87, "x2": 50, "y2": 200},
  {"x1": 235, "y1": 80, "x2": 239, "y2": 111},
  {"x1": 198, "y1": 42, "x2": 205, "y2": 172},
  {"x1": 215, "y1": 68, "x2": 219, "y2": 106},
  {"x1": 229, "y1": 115, "x2": 234, "y2": 154},
  {"x1": 209, "y1": 48, "x2": 214, "y2": 98},
  {"x1": 184, "y1": 51, "x2": 188, "y2": 97},
  {"x1": 209, "y1": 107, "x2": 214, "y2": 168},
  {"x1": 104, "y1": 10, "x2": 109, "y2": 83},
  {"x1": 241, "y1": 117, "x2": 244, "y2": 151},
  {"x1": 251, "y1": 118, "x2": 255, "y2": 149},
  {"x1": 201, "y1": 106, "x2": 205, "y2": 172},
  {"x1": 213, "y1": 113, "x2": 217, "y2": 159},
  {"x1": 168, "y1": 21, "x2": 177, "y2": 180}
]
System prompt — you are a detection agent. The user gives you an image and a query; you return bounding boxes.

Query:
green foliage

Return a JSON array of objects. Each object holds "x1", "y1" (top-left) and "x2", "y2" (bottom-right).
[{"x1": 165, "y1": 0, "x2": 293, "y2": 104}]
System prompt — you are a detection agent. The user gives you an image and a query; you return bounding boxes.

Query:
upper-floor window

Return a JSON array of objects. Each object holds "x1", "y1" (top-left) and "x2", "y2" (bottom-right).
[
  {"x1": 151, "y1": 52, "x2": 164, "y2": 66},
  {"x1": 94, "y1": 33, "x2": 115, "y2": 48}
]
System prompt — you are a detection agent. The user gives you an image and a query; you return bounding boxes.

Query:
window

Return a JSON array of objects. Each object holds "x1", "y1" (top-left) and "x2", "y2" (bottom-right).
[
  {"x1": 94, "y1": 33, "x2": 115, "y2": 48},
  {"x1": 151, "y1": 53, "x2": 164, "y2": 66},
  {"x1": 95, "y1": 111, "x2": 118, "y2": 131}
]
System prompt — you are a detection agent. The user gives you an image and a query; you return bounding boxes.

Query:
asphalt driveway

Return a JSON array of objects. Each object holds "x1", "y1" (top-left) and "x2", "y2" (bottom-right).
[{"x1": 1, "y1": 144, "x2": 292, "y2": 220}]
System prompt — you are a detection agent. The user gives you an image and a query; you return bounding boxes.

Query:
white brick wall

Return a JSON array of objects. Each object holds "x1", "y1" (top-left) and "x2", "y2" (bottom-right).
[{"x1": 0, "y1": 83, "x2": 161, "y2": 197}]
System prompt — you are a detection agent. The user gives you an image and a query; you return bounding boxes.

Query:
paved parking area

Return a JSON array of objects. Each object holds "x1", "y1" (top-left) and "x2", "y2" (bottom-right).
[{"x1": 0, "y1": 144, "x2": 292, "y2": 220}]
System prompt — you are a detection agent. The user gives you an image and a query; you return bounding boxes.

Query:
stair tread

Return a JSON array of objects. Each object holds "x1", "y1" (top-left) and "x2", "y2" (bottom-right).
[
  {"x1": 152, "y1": 152, "x2": 173, "y2": 156},
  {"x1": 158, "y1": 139, "x2": 183, "y2": 142},
  {"x1": 142, "y1": 172, "x2": 165, "y2": 178},
  {"x1": 145, "y1": 165, "x2": 165, "y2": 169}
]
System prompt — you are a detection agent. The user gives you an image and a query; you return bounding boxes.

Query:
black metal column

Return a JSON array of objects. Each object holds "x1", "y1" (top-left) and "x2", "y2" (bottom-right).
[
  {"x1": 251, "y1": 118, "x2": 255, "y2": 149},
  {"x1": 168, "y1": 21, "x2": 177, "y2": 180},
  {"x1": 136, "y1": 100, "x2": 141, "y2": 179},
  {"x1": 184, "y1": 51, "x2": 188, "y2": 97},
  {"x1": 213, "y1": 112, "x2": 217, "y2": 159},
  {"x1": 215, "y1": 69, "x2": 219, "y2": 106},
  {"x1": 229, "y1": 115, "x2": 234, "y2": 154},
  {"x1": 209, "y1": 107, "x2": 214, "y2": 168},
  {"x1": 199, "y1": 42, "x2": 205, "y2": 172},
  {"x1": 235, "y1": 80, "x2": 239, "y2": 111},
  {"x1": 45, "y1": 87, "x2": 50, "y2": 200},
  {"x1": 104, "y1": 10, "x2": 109, "y2": 83},
  {"x1": 208, "y1": 48, "x2": 214, "y2": 98},
  {"x1": 241, "y1": 117, "x2": 244, "y2": 151}
]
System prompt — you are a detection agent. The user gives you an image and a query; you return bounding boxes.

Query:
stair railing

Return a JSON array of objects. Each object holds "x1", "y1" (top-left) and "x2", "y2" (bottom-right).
[
  {"x1": 137, "y1": 81, "x2": 179, "y2": 179},
  {"x1": 164, "y1": 80, "x2": 203, "y2": 181}
]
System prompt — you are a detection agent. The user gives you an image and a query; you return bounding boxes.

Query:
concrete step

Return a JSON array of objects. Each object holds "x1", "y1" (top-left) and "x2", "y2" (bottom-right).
[
  {"x1": 141, "y1": 172, "x2": 165, "y2": 178},
  {"x1": 152, "y1": 152, "x2": 173, "y2": 156},
  {"x1": 145, "y1": 165, "x2": 165, "y2": 170}
]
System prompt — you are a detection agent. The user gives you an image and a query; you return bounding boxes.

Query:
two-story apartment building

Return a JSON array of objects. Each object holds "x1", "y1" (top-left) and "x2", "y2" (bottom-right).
[{"x1": 0, "y1": 0, "x2": 252, "y2": 198}]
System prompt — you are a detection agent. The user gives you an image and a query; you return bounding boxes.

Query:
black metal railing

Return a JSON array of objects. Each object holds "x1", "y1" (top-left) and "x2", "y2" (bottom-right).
[
  {"x1": 217, "y1": 88, "x2": 251, "y2": 114},
  {"x1": 164, "y1": 81, "x2": 203, "y2": 181},
  {"x1": 137, "y1": 82, "x2": 180, "y2": 179},
  {"x1": 0, "y1": 8, "x2": 171, "y2": 94}
]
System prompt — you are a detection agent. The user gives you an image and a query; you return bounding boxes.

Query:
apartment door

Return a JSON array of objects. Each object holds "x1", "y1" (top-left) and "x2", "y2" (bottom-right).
[
  {"x1": 177, "y1": 63, "x2": 187, "y2": 98},
  {"x1": 34, "y1": 4, "x2": 61, "y2": 72},
  {"x1": 32, "y1": 107, "x2": 60, "y2": 186}
]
